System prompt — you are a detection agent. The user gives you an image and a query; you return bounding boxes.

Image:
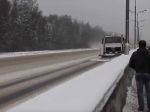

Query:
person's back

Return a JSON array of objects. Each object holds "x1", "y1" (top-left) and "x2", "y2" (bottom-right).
[
  {"x1": 129, "y1": 40, "x2": 150, "y2": 112},
  {"x1": 129, "y1": 47, "x2": 150, "y2": 73}
]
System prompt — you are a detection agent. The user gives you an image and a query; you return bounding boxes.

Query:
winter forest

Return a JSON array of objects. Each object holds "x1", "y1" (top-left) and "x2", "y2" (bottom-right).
[{"x1": 0, "y1": 0, "x2": 105, "y2": 52}]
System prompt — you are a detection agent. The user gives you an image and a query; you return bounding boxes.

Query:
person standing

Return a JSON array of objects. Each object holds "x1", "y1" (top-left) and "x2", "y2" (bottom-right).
[{"x1": 129, "y1": 40, "x2": 150, "y2": 112}]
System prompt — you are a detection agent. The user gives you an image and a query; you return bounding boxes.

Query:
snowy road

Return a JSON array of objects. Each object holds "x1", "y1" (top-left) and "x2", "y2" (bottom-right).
[
  {"x1": 0, "y1": 49, "x2": 109, "y2": 111},
  {"x1": 6, "y1": 52, "x2": 132, "y2": 112},
  {"x1": 0, "y1": 58, "x2": 106, "y2": 111},
  {"x1": 0, "y1": 49, "x2": 99, "y2": 87},
  {"x1": 0, "y1": 49, "x2": 99, "y2": 75}
]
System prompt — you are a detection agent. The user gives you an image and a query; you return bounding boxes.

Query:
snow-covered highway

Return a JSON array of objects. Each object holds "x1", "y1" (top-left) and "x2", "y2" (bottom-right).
[
  {"x1": 0, "y1": 49, "x2": 100, "y2": 87},
  {"x1": 6, "y1": 51, "x2": 133, "y2": 112},
  {"x1": 0, "y1": 49, "x2": 134, "y2": 112},
  {"x1": 0, "y1": 49, "x2": 106, "y2": 111}
]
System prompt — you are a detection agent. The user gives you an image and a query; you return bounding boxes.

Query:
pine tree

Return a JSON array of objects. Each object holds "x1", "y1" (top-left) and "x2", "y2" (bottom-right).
[{"x1": 0, "y1": 0, "x2": 11, "y2": 51}]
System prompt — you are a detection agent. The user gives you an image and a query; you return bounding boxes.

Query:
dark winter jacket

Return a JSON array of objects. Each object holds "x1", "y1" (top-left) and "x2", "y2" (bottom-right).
[{"x1": 129, "y1": 48, "x2": 150, "y2": 73}]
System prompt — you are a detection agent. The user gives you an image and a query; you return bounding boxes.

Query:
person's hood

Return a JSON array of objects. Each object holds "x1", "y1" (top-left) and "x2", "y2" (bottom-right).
[{"x1": 137, "y1": 48, "x2": 149, "y2": 56}]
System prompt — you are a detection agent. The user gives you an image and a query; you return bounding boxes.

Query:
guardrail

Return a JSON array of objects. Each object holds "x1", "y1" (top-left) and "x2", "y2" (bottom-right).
[
  {"x1": 94, "y1": 66, "x2": 134, "y2": 112},
  {"x1": 94, "y1": 51, "x2": 135, "y2": 112}
]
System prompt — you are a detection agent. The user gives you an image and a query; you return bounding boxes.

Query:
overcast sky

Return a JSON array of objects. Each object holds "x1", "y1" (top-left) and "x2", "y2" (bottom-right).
[{"x1": 37, "y1": 0, "x2": 150, "y2": 44}]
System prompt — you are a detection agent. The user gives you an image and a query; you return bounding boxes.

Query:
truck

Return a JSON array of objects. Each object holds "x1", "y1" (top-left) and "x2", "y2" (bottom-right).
[{"x1": 100, "y1": 35, "x2": 125, "y2": 56}]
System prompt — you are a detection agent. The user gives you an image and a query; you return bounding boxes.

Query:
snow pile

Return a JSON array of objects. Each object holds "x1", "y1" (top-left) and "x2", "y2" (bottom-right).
[{"x1": 8, "y1": 52, "x2": 134, "y2": 112}]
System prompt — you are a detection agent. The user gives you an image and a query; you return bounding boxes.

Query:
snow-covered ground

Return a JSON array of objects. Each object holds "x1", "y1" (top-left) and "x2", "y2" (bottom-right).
[
  {"x1": 8, "y1": 51, "x2": 134, "y2": 112},
  {"x1": 123, "y1": 76, "x2": 139, "y2": 112},
  {"x1": 123, "y1": 76, "x2": 149, "y2": 112}
]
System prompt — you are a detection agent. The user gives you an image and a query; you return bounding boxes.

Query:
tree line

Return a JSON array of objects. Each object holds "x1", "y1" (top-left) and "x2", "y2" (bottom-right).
[{"x1": 0, "y1": 0, "x2": 105, "y2": 52}]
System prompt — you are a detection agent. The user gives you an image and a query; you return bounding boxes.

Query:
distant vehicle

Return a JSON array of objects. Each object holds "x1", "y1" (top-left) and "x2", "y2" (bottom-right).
[{"x1": 100, "y1": 35, "x2": 125, "y2": 56}]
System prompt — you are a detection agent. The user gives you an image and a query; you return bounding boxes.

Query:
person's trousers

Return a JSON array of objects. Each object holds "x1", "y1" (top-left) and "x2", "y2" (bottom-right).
[{"x1": 135, "y1": 73, "x2": 150, "y2": 110}]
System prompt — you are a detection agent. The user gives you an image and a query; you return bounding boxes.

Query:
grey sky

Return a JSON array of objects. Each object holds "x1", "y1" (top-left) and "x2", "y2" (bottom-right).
[{"x1": 37, "y1": 0, "x2": 150, "y2": 44}]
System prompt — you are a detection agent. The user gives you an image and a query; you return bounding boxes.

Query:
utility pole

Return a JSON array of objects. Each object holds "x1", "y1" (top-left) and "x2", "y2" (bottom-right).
[
  {"x1": 137, "y1": 14, "x2": 140, "y2": 43},
  {"x1": 125, "y1": 0, "x2": 130, "y2": 55},
  {"x1": 136, "y1": 10, "x2": 147, "y2": 43},
  {"x1": 134, "y1": 0, "x2": 137, "y2": 48}
]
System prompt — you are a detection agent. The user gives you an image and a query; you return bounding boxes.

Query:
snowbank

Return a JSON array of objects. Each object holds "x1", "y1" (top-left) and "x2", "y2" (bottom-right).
[{"x1": 8, "y1": 51, "x2": 134, "y2": 112}]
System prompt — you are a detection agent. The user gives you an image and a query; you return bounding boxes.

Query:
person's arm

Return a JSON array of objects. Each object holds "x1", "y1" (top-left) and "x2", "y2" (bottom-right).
[
  {"x1": 148, "y1": 53, "x2": 150, "y2": 73},
  {"x1": 129, "y1": 52, "x2": 136, "y2": 69}
]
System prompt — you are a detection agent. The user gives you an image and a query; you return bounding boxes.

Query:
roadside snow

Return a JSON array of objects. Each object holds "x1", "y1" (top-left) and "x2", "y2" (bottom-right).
[
  {"x1": 8, "y1": 51, "x2": 134, "y2": 112},
  {"x1": 123, "y1": 76, "x2": 139, "y2": 112}
]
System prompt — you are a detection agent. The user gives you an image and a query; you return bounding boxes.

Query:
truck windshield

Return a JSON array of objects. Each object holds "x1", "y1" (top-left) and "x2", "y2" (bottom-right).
[{"x1": 105, "y1": 37, "x2": 122, "y2": 43}]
